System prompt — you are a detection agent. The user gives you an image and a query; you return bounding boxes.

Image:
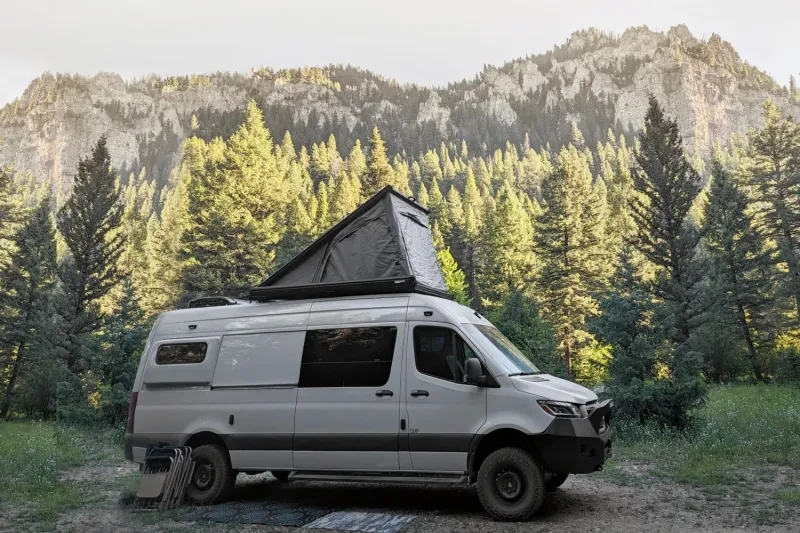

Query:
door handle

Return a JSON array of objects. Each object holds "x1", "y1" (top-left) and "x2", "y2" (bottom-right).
[
  {"x1": 410, "y1": 390, "x2": 429, "y2": 397},
  {"x1": 375, "y1": 390, "x2": 394, "y2": 397}
]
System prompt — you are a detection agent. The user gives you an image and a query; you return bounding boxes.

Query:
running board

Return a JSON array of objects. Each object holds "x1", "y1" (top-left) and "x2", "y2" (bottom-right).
[{"x1": 288, "y1": 471, "x2": 468, "y2": 484}]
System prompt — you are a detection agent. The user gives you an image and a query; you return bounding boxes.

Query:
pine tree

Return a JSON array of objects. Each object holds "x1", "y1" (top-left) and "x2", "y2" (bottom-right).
[
  {"x1": 421, "y1": 150, "x2": 442, "y2": 184},
  {"x1": 316, "y1": 181, "x2": 331, "y2": 231},
  {"x1": 432, "y1": 223, "x2": 470, "y2": 305},
  {"x1": 181, "y1": 101, "x2": 291, "y2": 296},
  {"x1": 0, "y1": 166, "x2": 23, "y2": 269},
  {"x1": 444, "y1": 186, "x2": 466, "y2": 265},
  {"x1": 629, "y1": 96, "x2": 704, "y2": 346},
  {"x1": 57, "y1": 136, "x2": 125, "y2": 374},
  {"x1": 416, "y1": 181, "x2": 429, "y2": 208},
  {"x1": 364, "y1": 127, "x2": 394, "y2": 196},
  {"x1": 476, "y1": 183, "x2": 535, "y2": 306},
  {"x1": 536, "y1": 145, "x2": 612, "y2": 370},
  {"x1": 347, "y1": 140, "x2": 367, "y2": 183},
  {"x1": 704, "y1": 161, "x2": 774, "y2": 380},
  {"x1": 391, "y1": 155, "x2": 412, "y2": 195},
  {"x1": 460, "y1": 167, "x2": 483, "y2": 297},
  {"x1": 625, "y1": 96, "x2": 706, "y2": 426},
  {"x1": 329, "y1": 172, "x2": 361, "y2": 224},
  {"x1": 0, "y1": 196, "x2": 58, "y2": 417},
  {"x1": 427, "y1": 176, "x2": 447, "y2": 229},
  {"x1": 746, "y1": 102, "x2": 800, "y2": 320}
]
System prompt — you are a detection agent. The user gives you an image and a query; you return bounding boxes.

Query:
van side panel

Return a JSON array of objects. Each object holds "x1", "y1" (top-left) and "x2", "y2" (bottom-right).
[
  {"x1": 213, "y1": 331, "x2": 304, "y2": 470},
  {"x1": 293, "y1": 297, "x2": 409, "y2": 471},
  {"x1": 132, "y1": 302, "x2": 312, "y2": 469}
]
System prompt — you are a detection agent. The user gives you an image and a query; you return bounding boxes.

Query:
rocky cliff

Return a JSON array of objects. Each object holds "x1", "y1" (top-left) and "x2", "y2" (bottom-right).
[{"x1": 1, "y1": 24, "x2": 798, "y2": 191}]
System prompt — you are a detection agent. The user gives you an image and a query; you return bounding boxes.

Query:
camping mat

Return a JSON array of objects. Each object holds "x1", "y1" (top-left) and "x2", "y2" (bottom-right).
[
  {"x1": 303, "y1": 511, "x2": 417, "y2": 533},
  {"x1": 187, "y1": 501, "x2": 339, "y2": 526}
]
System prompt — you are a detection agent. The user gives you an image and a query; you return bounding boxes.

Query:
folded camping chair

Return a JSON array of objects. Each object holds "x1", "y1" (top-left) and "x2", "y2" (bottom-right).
[{"x1": 134, "y1": 446, "x2": 195, "y2": 511}]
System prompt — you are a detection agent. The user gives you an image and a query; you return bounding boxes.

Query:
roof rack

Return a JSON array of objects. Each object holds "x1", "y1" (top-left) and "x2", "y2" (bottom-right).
[{"x1": 187, "y1": 296, "x2": 239, "y2": 309}]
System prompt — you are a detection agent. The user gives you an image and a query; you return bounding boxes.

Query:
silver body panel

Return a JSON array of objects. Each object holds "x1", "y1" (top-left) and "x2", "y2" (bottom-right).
[{"x1": 129, "y1": 293, "x2": 598, "y2": 472}]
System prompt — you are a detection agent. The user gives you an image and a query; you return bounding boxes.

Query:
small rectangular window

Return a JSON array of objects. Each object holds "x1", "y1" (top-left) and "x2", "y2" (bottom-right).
[
  {"x1": 300, "y1": 327, "x2": 397, "y2": 387},
  {"x1": 156, "y1": 343, "x2": 207, "y2": 365}
]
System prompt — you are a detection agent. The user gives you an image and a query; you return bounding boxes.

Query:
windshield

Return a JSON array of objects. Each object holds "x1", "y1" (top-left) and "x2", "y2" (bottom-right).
[{"x1": 465, "y1": 324, "x2": 541, "y2": 374}]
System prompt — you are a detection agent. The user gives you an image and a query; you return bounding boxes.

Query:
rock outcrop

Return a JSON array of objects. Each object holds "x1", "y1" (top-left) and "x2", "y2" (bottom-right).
[{"x1": 1, "y1": 25, "x2": 797, "y2": 190}]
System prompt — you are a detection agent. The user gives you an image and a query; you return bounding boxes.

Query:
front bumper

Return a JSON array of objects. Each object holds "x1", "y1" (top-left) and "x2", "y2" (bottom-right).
[{"x1": 534, "y1": 399, "x2": 612, "y2": 474}]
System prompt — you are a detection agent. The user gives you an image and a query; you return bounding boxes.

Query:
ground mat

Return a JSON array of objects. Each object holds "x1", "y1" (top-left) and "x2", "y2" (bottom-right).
[
  {"x1": 187, "y1": 501, "x2": 338, "y2": 526},
  {"x1": 303, "y1": 511, "x2": 417, "y2": 533}
]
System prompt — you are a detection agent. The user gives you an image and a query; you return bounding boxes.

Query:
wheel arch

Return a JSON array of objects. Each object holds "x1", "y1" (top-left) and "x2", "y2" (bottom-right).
[
  {"x1": 183, "y1": 431, "x2": 228, "y2": 452},
  {"x1": 468, "y1": 427, "x2": 543, "y2": 483}
]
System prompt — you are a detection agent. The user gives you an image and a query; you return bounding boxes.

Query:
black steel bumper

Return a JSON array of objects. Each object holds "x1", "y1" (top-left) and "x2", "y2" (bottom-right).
[{"x1": 533, "y1": 399, "x2": 613, "y2": 474}]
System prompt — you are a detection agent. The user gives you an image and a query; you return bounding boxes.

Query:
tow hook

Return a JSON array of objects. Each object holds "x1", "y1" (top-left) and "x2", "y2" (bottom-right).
[{"x1": 594, "y1": 464, "x2": 603, "y2": 472}]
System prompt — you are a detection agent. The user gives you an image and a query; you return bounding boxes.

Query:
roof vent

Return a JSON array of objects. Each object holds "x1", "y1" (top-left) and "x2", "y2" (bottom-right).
[{"x1": 187, "y1": 296, "x2": 238, "y2": 309}]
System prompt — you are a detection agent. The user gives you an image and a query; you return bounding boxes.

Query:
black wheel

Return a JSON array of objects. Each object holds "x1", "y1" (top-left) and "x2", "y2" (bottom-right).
[
  {"x1": 186, "y1": 444, "x2": 235, "y2": 504},
  {"x1": 270, "y1": 471, "x2": 291, "y2": 482},
  {"x1": 545, "y1": 473, "x2": 569, "y2": 492},
  {"x1": 476, "y1": 447, "x2": 546, "y2": 521}
]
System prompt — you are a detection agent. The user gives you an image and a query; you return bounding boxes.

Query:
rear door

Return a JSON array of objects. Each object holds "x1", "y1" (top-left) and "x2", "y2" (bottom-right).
[
  {"x1": 403, "y1": 322, "x2": 488, "y2": 472},
  {"x1": 293, "y1": 299, "x2": 408, "y2": 471}
]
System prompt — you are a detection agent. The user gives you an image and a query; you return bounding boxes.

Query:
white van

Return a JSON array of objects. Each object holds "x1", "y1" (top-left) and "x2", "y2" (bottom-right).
[{"x1": 125, "y1": 293, "x2": 612, "y2": 521}]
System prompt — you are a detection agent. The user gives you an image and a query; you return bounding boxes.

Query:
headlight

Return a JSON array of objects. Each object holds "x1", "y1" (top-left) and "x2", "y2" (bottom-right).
[{"x1": 538, "y1": 400, "x2": 582, "y2": 418}]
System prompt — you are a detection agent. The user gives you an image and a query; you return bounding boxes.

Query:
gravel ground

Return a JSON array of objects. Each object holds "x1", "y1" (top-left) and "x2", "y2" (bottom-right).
[{"x1": 42, "y1": 463, "x2": 797, "y2": 533}]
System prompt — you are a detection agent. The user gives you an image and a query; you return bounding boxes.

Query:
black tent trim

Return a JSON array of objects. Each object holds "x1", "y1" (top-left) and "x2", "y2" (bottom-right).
[{"x1": 250, "y1": 186, "x2": 453, "y2": 302}]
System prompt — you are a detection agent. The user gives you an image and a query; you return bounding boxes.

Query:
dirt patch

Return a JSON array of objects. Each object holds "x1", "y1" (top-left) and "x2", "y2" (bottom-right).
[
  {"x1": 59, "y1": 463, "x2": 138, "y2": 485},
  {"x1": 43, "y1": 459, "x2": 800, "y2": 533}
]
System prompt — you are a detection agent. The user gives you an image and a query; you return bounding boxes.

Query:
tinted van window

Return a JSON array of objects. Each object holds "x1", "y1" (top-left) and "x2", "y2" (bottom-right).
[
  {"x1": 155, "y1": 343, "x2": 207, "y2": 365},
  {"x1": 414, "y1": 326, "x2": 476, "y2": 383},
  {"x1": 300, "y1": 327, "x2": 397, "y2": 387}
]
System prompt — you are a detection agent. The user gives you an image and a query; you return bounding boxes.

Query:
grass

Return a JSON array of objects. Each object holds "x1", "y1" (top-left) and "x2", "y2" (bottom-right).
[
  {"x1": 0, "y1": 420, "x2": 121, "y2": 528},
  {"x1": 600, "y1": 384, "x2": 800, "y2": 525},
  {"x1": 607, "y1": 384, "x2": 800, "y2": 487},
  {"x1": 2, "y1": 385, "x2": 798, "y2": 529}
]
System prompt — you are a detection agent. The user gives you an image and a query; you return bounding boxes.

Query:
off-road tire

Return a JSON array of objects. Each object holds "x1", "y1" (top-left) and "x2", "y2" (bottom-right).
[
  {"x1": 545, "y1": 473, "x2": 569, "y2": 492},
  {"x1": 186, "y1": 444, "x2": 236, "y2": 504},
  {"x1": 271, "y1": 471, "x2": 291, "y2": 482},
  {"x1": 476, "y1": 447, "x2": 546, "y2": 521}
]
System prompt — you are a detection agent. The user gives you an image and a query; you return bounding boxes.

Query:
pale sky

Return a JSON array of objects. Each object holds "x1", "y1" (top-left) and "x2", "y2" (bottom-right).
[{"x1": 0, "y1": 0, "x2": 798, "y2": 106}]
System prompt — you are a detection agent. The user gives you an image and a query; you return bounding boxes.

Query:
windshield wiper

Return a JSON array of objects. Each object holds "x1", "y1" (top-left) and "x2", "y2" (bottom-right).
[{"x1": 508, "y1": 371, "x2": 544, "y2": 377}]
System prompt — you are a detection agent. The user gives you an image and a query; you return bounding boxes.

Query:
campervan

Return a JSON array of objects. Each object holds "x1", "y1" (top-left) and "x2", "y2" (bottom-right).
[{"x1": 124, "y1": 187, "x2": 612, "y2": 520}]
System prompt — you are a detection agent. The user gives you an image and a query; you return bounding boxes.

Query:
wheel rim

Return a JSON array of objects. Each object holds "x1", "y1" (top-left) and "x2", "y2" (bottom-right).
[
  {"x1": 496, "y1": 470, "x2": 524, "y2": 501},
  {"x1": 193, "y1": 463, "x2": 215, "y2": 491}
]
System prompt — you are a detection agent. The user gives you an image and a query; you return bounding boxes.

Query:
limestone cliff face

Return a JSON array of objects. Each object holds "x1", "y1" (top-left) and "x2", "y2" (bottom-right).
[{"x1": 1, "y1": 25, "x2": 797, "y2": 190}]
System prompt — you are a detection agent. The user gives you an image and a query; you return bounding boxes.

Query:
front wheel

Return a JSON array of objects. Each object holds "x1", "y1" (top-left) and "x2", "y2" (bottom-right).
[
  {"x1": 186, "y1": 444, "x2": 235, "y2": 504},
  {"x1": 476, "y1": 447, "x2": 546, "y2": 521},
  {"x1": 545, "y1": 473, "x2": 569, "y2": 492}
]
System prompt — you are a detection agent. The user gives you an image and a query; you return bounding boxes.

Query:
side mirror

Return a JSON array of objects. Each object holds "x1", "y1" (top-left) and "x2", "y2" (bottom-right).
[{"x1": 465, "y1": 358, "x2": 487, "y2": 386}]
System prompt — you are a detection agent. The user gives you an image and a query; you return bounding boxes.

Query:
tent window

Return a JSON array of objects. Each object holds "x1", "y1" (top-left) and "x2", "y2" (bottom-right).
[
  {"x1": 155, "y1": 343, "x2": 208, "y2": 365},
  {"x1": 299, "y1": 327, "x2": 397, "y2": 387},
  {"x1": 414, "y1": 326, "x2": 477, "y2": 383}
]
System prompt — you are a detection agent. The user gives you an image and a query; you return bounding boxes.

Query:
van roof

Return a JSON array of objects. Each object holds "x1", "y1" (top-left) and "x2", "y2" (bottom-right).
[{"x1": 156, "y1": 293, "x2": 490, "y2": 327}]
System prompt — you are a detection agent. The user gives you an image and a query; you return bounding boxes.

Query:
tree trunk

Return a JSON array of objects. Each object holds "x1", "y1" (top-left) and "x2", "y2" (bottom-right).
[
  {"x1": 735, "y1": 302, "x2": 764, "y2": 381},
  {"x1": 0, "y1": 340, "x2": 26, "y2": 418},
  {"x1": 728, "y1": 256, "x2": 765, "y2": 381}
]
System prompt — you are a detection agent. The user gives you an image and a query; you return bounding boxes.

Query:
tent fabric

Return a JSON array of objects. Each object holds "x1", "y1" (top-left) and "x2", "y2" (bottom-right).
[{"x1": 250, "y1": 186, "x2": 450, "y2": 301}]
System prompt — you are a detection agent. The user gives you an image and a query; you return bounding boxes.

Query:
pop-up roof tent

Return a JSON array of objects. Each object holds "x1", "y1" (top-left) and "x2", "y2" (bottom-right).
[{"x1": 250, "y1": 186, "x2": 452, "y2": 302}]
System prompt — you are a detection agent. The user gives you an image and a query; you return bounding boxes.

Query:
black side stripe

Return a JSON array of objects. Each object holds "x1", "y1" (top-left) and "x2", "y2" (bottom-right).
[{"x1": 132, "y1": 432, "x2": 474, "y2": 453}]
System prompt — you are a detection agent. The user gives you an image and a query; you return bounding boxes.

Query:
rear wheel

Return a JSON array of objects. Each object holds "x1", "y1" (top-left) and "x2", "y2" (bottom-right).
[
  {"x1": 186, "y1": 444, "x2": 235, "y2": 504},
  {"x1": 270, "y1": 471, "x2": 291, "y2": 482},
  {"x1": 476, "y1": 447, "x2": 545, "y2": 521},
  {"x1": 545, "y1": 473, "x2": 569, "y2": 492}
]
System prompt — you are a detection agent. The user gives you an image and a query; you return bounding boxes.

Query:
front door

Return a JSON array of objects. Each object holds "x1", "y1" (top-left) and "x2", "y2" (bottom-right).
[
  {"x1": 403, "y1": 322, "x2": 488, "y2": 472},
  {"x1": 293, "y1": 323, "x2": 404, "y2": 471}
]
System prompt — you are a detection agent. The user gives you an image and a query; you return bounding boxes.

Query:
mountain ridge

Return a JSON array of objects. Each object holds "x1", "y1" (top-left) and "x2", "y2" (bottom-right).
[{"x1": 1, "y1": 24, "x2": 798, "y2": 192}]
